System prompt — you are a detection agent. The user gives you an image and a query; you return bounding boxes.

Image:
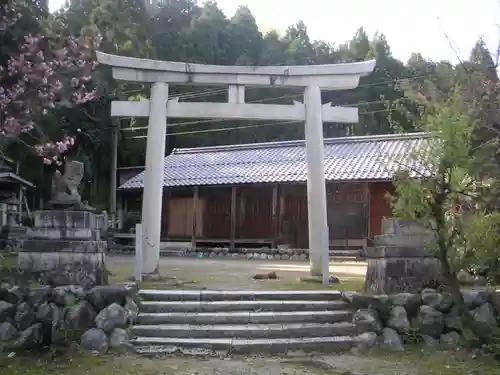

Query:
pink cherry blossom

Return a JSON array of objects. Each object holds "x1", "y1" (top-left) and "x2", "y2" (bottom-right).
[{"x1": 1, "y1": 1, "x2": 101, "y2": 163}]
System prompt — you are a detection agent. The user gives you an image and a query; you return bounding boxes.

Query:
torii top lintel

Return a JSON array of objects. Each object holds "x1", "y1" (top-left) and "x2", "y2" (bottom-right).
[{"x1": 96, "y1": 52, "x2": 376, "y2": 90}]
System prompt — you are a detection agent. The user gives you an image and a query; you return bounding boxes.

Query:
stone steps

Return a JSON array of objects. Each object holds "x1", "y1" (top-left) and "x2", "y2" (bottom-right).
[
  {"x1": 135, "y1": 310, "x2": 353, "y2": 325},
  {"x1": 132, "y1": 289, "x2": 359, "y2": 354},
  {"x1": 139, "y1": 289, "x2": 344, "y2": 302},
  {"x1": 131, "y1": 336, "x2": 356, "y2": 354},
  {"x1": 139, "y1": 300, "x2": 350, "y2": 313},
  {"x1": 132, "y1": 322, "x2": 357, "y2": 339}
]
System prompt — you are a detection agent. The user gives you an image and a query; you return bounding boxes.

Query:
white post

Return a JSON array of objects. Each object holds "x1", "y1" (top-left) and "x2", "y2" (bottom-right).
[
  {"x1": 141, "y1": 82, "x2": 169, "y2": 274},
  {"x1": 228, "y1": 85, "x2": 245, "y2": 104},
  {"x1": 304, "y1": 84, "x2": 330, "y2": 277},
  {"x1": 134, "y1": 223, "x2": 143, "y2": 282}
]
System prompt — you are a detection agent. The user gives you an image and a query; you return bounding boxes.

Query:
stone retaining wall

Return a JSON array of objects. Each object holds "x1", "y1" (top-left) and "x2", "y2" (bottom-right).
[
  {"x1": 0, "y1": 283, "x2": 138, "y2": 353},
  {"x1": 109, "y1": 246, "x2": 355, "y2": 261},
  {"x1": 183, "y1": 247, "x2": 311, "y2": 260},
  {"x1": 343, "y1": 288, "x2": 500, "y2": 352}
]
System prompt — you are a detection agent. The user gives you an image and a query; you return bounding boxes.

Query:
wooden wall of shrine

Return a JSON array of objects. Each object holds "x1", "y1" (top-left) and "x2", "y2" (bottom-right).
[{"x1": 159, "y1": 181, "x2": 395, "y2": 249}]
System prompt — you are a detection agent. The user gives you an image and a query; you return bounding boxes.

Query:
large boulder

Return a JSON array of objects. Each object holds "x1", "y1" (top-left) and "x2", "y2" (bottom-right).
[
  {"x1": 387, "y1": 306, "x2": 410, "y2": 334},
  {"x1": 382, "y1": 327, "x2": 404, "y2": 352},
  {"x1": 109, "y1": 328, "x2": 131, "y2": 350},
  {"x1": 80, "y1": 328, "x2": 108, "y2": 353},
  {"x1": 462, "y1": 290, "x2": 489, "y2": 309},
  {"x1": 51, "y1": 285, "x2": 85, "y2": 306},
  {"x1": 471, "y1": 303, "x2": 498, "y2": 332},
  {"x1": 36, "y1": 301, "x2": 64, "y2": 344},
  {"x1": 355, "y1": 331, "x2": 379, "y2": 353},
  {"x1": 417, "y1": 305, "x2": 444, "y2": 338},
  {"x1": 28, "y1": 286, "x2": 53, "y2": 306},
  {"x1": 343, "y1": 293, "x2": 391, "y2": 318},
  {"x1": 5, "y1": 286, "x2": 24, "y2": 304},
  {"x1": 85, "y1": 284, "x2": 138, "y2": 311},
  {"x1": 421, "y1": 290, "x2": 453, "y2": 313},
  {"x1": 352, "y1": 309, "x2": 382, "y2": 334},
  {"x1": 0, "y1": 301, "x2": 15, "y2": 322},
  {"x1": 65, "y1": 301, "x2": 96, "y2": 334},
  {"x1": 389, "y1": 293, "x2": 421, "y2": 316},
  {"x1": 36, "y1": 302, "x2": 62, "y2": 325},
  {"x1": 5, "y1": 323, "x2": 43, "y2": 350},
  {"x1": 0, "y1": 321, "x2": 18, "y2": 342},
  {"x1": 95, "y1": 303, "x2": 127, "y2": 333},
  {"x1": 14, "y1": 302, "x2": 35, "y2": 331}
]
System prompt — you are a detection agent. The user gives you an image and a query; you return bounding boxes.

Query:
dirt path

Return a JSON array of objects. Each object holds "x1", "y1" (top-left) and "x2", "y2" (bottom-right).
[
  {"x1": 122, "y1": 354, "x2": 416, "y2": 375},
  {"x1": 29, "y1": 351, "x2": 491, "y2": 375},
  {"x1": 106, "y1": 255, "x2": 367, "y2": 290}
]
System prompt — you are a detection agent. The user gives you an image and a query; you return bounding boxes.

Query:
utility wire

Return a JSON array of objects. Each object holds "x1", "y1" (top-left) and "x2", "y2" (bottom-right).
[
  {"x1": 121, "y1": 71, "x2": 437, "y2": 132},
  {"x1": 127, "y1": 108, "x2": 390, "y2": 139},
  {"x1": 121, "y1": 98, "x2": 391, "y2": 132}
]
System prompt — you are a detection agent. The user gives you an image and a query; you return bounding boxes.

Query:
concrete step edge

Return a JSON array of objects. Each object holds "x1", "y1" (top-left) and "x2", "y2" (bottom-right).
[
  {"x1": 138, "y1": 290, "x2": 344, "y2": 302},
  {"x1": 132, "y1": 322, "x2": 355, "y2": 330},
  {"x1": 136, "y1": 310, "x2": 352, "y2": 319},
  {"x1": 130, "y1": 336, "x2": 357, "y2": 353},
  {"x1": 131, "y1": 322, "x2": 356, "y2": 338},
  {"x1": 135, "y1": 310, "x2": 353, "y2": 325},
  {"x1": 139, "y1": 300, "x2": 349, "y2": 312}
]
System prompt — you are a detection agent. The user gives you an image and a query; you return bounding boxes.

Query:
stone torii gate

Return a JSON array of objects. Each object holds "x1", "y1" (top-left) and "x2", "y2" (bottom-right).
[{"x1": 97, "y1": 51, "x2": 375, "y2": 279}]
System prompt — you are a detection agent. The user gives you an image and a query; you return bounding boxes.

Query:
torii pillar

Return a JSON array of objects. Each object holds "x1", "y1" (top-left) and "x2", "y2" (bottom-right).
[{"x1": 97, "y1": 51, "x2": 376, "y2": 278}]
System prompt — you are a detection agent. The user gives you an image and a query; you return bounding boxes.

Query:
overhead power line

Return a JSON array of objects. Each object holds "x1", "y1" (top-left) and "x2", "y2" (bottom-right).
[
  {"x1": 126, "y1": 108, "x2": 390, "y2": 139},
  {"x1": 121, "y1": 71, "x2": 437, "y2": 132}
]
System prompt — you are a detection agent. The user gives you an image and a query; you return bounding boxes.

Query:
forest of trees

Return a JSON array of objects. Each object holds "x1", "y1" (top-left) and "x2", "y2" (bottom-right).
[{"x1": 2, "y1": 0, "x2": 499, "y2": 209}]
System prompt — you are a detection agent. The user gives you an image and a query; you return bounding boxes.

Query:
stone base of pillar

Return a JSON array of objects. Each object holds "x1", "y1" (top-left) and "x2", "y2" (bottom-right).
[
  {"x1": 363, "y1": 246, "x2": 442, "y2": 294},
  {"x1": 18, "y1": 252, "x2": 107, "y2": 288},
  {"x1": 17, "y1": 210, "x2": 108, "y2": 289}
]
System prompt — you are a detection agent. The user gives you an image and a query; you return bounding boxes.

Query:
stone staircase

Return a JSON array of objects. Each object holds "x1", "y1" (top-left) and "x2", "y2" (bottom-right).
[{"x1": 130, "y1": 290, "x2": 362, "y2": 354}]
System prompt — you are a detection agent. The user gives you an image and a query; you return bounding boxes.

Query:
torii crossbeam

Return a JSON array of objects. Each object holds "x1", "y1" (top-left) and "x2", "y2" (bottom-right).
[{"x1": 97, "y1": 51, "x2": 376, "y2": 282}]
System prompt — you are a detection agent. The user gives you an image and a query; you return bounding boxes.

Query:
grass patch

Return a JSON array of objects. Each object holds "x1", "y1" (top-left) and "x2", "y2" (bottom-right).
[
  {"x1": 0, "y1": 255, "x2": 18, "y2": 269},
  {"x1": 255, "y1": 277, "x2": 364, "y2": 292},
  {"x1": 107, "y1": 261, "x2": 365, "y2": 292},
  {"x1": 372, "y1": 349, "x2": 500, "y2": 375},
  {"x1": 3, "y1": 255, "x2": 366, "y2": 292},
  {"x1": 0, "y1": 352, "x2": 111, "y2": 375}
]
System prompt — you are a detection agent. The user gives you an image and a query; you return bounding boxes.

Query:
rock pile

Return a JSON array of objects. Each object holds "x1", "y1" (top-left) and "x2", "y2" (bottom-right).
[
  {"x1": 343, "y1": 288, "x2": 500, "y2": 352},
  {"x1": 185, "y1": 247, "x2": 310, "y2": 260},
  {"x1": 0, "y1": 282, "x2": 138, "y2": 353}
]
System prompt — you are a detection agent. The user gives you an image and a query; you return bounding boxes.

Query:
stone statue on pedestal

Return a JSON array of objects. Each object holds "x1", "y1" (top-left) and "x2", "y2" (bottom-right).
[{"x1": 49, "y1": 160, "x2": 94, "y2": 211}]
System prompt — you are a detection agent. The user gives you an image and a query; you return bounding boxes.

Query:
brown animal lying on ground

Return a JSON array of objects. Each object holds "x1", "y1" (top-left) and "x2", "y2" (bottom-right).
[{"x1": 253, "y1": 271, "x2": 278, "y2": 280}]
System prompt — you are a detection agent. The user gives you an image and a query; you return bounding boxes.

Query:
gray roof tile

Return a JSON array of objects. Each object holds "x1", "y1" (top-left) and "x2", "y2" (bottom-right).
[{"x1": 119, "y1": 132, "x2": 430, "y2": 189}]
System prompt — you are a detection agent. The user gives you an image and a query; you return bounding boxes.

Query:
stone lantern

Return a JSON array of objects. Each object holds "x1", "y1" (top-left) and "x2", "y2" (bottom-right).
[{"x1": 5, "y1": 195, "x2": 22, "y2": 227}]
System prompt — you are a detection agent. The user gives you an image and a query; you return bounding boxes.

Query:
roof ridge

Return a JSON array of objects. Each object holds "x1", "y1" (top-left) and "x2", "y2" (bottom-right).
[{"x1": 172, "y1": 132, "x2": 430, "y2": 155}]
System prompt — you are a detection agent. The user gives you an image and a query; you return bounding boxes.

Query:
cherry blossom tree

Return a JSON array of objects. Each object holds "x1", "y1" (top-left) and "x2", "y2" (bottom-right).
[{"x1": 0, "y1": 0, "x2": 101, "y2": 166}]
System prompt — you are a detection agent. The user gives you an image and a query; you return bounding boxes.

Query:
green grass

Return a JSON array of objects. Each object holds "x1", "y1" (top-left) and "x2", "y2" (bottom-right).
[
  {"x1": 0, "y1": 255, "x2": 17, "y2": 269},
  {"x1": 373, "y1": 349, "x2": 500, "y2": 375},
  {"x1": 106, "y1": 262, "x2": 365, "y2": 292},
  {"x1": 0, "y1": 352, "x2": 109, "y2": 375},
  {"x1": 256, "y1": 277, "x2": 364, "y2": 292}
]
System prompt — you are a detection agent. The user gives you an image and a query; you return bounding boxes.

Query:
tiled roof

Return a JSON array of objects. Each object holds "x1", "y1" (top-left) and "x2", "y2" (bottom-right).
[{"x1": 119, "y1": 132, "x2": 430, "y2": 189}]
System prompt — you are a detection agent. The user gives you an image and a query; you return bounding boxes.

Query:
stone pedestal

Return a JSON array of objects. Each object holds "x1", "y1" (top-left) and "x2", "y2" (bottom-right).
[
  {"x1": 18, "y1": 210, "x2": 108, "y2": 289},
  {"x1": 364, "y1": 218, "x2": 442, "y2": 294}
]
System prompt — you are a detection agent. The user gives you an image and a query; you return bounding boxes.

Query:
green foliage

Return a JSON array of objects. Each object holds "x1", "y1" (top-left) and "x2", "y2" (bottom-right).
[
  {"x1": 390, "y1": 89, "x2": 500, "y2": 345},
  {"x1": 461, "y1": 213, "x2": 500, "y2": 284},
  {"x1": 404, "y1": 328, "x2": 423, "y2": 345},
  {"x1": 5, "y1": 0, "x2": 500, "y2": 212}
]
